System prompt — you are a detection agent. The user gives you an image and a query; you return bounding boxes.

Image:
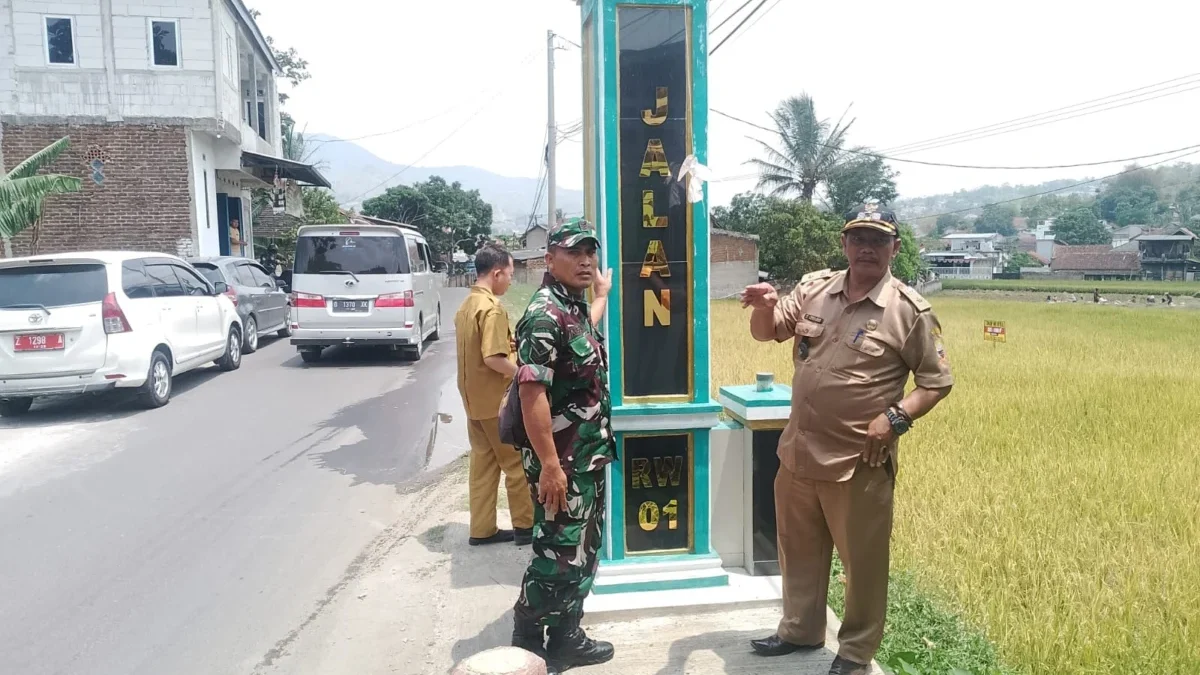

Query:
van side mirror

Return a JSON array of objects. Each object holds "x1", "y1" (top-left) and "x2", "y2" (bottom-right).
[{"x1": 212, "y1": 281, "x2": 229, "y2": 295}]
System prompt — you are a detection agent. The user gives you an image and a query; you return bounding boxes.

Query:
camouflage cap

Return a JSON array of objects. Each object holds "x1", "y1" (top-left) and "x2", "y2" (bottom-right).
[
  {"x1": 548, "y1": 217, "x2": 600, "y2": 249},
  {"x1": 842, "y1": 202, "x2": 900, "y2": 236}
]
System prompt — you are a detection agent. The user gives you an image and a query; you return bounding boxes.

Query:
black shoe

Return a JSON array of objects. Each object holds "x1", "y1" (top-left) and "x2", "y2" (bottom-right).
[
  {"x1": 469, "y1": 529, "x2": 514, "y2": 546},
  {"x1": 750, "y1": 634, "x2": 825, "y2": 657},
  {"x1": 828, "y1": 655, "x2": 872, "y2": 675},
  {"x1": 514, "y1": 527, "x2": 533, "y2": 546},
  {"x1": 511, "y1": 617, "x2": 547, "y2": 660},
  {"x1": 546, "y1": 618, "x2": 614, "y2": 670}
]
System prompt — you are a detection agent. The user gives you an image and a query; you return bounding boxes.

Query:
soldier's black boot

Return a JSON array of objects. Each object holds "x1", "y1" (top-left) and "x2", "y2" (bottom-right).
[
  {"x1": 511, "y1": 616, "x2": 547, "y2": 660},
  {"x1": 546, "y1": 617, "x2": 614, "y2": 671}
]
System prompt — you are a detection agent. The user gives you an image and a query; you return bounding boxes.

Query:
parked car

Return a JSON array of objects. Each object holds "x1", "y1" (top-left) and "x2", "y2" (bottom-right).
[
  {"x1": 189, "y1": 256, "x2": 291, "y2": 354},
  {"x1": 0, "y1": 252, "x2": 243, "y2": 417},
  {"x1": 289, "y1": 223, "x2": 441, "y2": 363}
]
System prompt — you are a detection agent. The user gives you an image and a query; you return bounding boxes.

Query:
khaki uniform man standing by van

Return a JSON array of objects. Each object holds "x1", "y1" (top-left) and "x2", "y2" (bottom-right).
[
  {"x1": 741, "y1": 203, "x2": 954, "y2": 675},
  {"x1": 455, "y1": 244, "x2": 534, "y2": 547}
]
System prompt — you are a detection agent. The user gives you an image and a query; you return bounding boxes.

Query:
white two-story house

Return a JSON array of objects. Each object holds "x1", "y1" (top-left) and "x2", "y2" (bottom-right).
[{"x1": 0, "y1": 0, "x2": 329, "y2": 259}]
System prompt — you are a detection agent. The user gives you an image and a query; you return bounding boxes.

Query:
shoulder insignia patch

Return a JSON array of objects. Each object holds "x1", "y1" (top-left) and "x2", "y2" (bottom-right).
[
  {"x1": 800, "y1": 268, "x2": 834, "y2": 284},
  {"x1": 897, "y1": 283, "x2": 931, "y2": 312}
]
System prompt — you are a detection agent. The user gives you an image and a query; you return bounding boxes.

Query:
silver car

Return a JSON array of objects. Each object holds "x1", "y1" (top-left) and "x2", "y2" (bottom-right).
[{"x1": 189, "y1": 257, "x2": 291, "y2": 354}]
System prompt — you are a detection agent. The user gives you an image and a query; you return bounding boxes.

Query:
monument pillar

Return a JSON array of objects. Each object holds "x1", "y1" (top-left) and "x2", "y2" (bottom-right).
[{"x1": 577, "y1": 0, "x2": 726, "y2": 594}]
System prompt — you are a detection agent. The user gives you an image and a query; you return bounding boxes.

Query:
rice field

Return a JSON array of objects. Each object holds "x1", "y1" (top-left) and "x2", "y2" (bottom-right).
[
  {"x1": 711, "y1": 297, "x2": 1200, "y2": 674},
  {"x1": 943, "y1": 278, "x2": 1200, "y2": 297}
]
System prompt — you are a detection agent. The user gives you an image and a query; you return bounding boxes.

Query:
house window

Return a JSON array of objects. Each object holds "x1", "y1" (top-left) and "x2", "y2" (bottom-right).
[
  {"x1": 223, "y1": 33, "x2": 236, "y2": 82},
  {"x1": 45, "y1": 16, "x2": 75, "y2": 65},
  {"x1": 150, "y1": 20, "x2": 180, "y2": 67}
]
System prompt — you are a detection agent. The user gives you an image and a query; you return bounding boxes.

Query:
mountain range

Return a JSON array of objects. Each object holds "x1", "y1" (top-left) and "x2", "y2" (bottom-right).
[{"x1": 306, "y1": 134, "x2": 583, "y2": 233}]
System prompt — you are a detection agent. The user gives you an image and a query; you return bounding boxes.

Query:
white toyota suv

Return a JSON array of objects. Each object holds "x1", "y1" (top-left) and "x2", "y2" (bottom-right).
[{"x1": 0, "y1": 251, "x2": 243, "y2": 417}]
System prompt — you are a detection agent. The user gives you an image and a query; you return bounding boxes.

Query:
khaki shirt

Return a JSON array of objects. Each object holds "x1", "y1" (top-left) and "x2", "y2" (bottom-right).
[
  {"x1": 455, "y1": 286, "x2": 514, "y2": 421},
  {"x1": 765, "y1": 269, "x2": 954, "y2": 482}
]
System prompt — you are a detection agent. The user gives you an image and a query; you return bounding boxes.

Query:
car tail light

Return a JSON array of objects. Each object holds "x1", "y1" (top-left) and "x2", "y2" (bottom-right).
[
  {"x1": 293, "y1": 292, "x2": 326, "y2": 308},
  {"x1": 223, "y1": 285, "x2": 239, "y2": 306},
  {"x1": 376, "y1": 291, "x2": 414, "y2": 308},
  {"x1": 102, "y1": 292, "x2": 132, "y2": 334}
]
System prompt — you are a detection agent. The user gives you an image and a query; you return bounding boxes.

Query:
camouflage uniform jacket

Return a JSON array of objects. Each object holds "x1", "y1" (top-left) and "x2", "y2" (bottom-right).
[{"x1": 515, "y1": 272, "x2": 616, "y2": 476}]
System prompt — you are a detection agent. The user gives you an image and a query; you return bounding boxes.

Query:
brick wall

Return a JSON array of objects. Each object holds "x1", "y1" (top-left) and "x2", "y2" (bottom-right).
[
  {"x1": 711, "y1": 230, "x2": 757, "y2": 263},
  {"x1": 1, "y1": 123, "x2": 193, "y2": 257}
]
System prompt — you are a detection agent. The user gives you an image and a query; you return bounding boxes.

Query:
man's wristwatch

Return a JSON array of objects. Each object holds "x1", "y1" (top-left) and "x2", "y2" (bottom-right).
[{"x1": 885, "y1": 405, "x2": 913, "y2": 436}]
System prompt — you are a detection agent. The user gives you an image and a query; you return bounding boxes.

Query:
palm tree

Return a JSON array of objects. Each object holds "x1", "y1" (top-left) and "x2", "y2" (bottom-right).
[
  {"x1": 0, "y1": 136, "x2": 82, "y2": 257},
  {"x1": 748, "y1": 94, "x2": 854, "y2": 204}
]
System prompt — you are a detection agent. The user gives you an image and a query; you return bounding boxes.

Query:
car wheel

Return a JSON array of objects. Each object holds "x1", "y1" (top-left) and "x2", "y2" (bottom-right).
[
  {"x1": 277, "y1": 319, "x2": 294, "y2": 338},
  {"x1": 0, "y1": 397, "x2": 34, "y2": 417},
  {"x1": 406, "y1": 336, "x2": 423, "y2": 361},
  {"x1": 243, "y1": 316, "x2": 259, "y2": 354},
  {"x1": 428, "y1": 306, "x2": 441, "y2": 341},
  {"x1": 137, "y1": 350, "x2": 173, "y2": 409},
  {"x1": 300, "y1": 348, "x2": 322, "y2": 364},
  {"x1": 217, "y1": 326, "x2": 243, "y2": 371}
]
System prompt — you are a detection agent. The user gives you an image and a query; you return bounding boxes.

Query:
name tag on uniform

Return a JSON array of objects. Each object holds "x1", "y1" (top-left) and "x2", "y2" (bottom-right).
[{"x1": 803, "y1": 314, "x2": 824, "y2": 324}]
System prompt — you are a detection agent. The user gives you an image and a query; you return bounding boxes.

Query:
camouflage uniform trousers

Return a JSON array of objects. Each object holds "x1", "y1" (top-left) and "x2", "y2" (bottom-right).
[{"x1": 512, "y1": 463, "x2": 607, "y2": 628}]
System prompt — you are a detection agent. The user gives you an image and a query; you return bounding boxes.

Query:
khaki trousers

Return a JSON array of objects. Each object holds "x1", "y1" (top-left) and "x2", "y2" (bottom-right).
[
  {"x1": 775, "y1": 462, "x2": 894, "y2": 665},
  {"x1": 467, "y1": 417, "x2": 534, "y2": 537}
]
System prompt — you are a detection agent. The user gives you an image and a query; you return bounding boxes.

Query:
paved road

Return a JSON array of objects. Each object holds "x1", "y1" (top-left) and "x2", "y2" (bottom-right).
[{"x1": 0, "y1": 288, "x2": 470, "y2": 675}]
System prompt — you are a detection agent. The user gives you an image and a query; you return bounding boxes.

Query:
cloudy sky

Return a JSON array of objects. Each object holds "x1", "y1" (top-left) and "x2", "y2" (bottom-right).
[{"x1": 251, "y1": 0, "x2": 1200, "y2": 207}]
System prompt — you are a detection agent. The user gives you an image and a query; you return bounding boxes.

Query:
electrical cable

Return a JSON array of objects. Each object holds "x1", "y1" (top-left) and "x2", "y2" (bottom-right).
[
  {"x1": 711, "y1": 108, "x2": 1200, "y2": 171},
  {"x1": 710, "y1": 0, "x2": 770, "y2": 55},
  {"x1": 881, "y1": 72, "x2": 1200, "y2": 155},
  {"x1": 888, "y1": 82, "x2": 1200, "y2": 156},
  {"x1": 914, "y1": 148, "x2": 1200, "y2": 221},
  {"x1": 345, "y1": 52, "x2": 540, "y2": 204}
]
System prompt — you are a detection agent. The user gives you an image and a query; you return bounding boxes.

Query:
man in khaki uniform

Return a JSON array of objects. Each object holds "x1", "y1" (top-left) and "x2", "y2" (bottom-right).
[
  {"x1": 455, "y1": 244, "x2": 534, "y2": 547},
  {"x1": 741, "y1": 203, "x2": 954, "y2": 675}
]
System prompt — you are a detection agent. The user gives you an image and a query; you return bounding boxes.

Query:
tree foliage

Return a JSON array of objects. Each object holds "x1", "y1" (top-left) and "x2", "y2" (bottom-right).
[
  {"x1": 711, "y1": 192, "x2": 770, "y2": 234},
  {"x1": 756, "y1": 199, "x2": 845, "y2": 281},
  {"x1": 934, "y1": 213, "x2": 964, "y2": 236},
  {"x1": 749, "y1": 94, "x2": 854, "y2": 204},
  {"x1": 824, "y1": 152, "x2": 899, "y2": 216},
  {"x1": 1005, "y1": 251, "x2": 1045, "y2": 273},
  {"x1": 302, "y1": 188, "x2": 346, "y2": 225},
  {"x1": 362, "y1": 176, "x2": 493, "y2": 257},
  {"x1": 1097, "y1": 185, "x2": 1159, "y2": 226},
  {"x1": 891, "y1": 224, "x2": 925, "y2": 284},
  {"x1": 975, "y1": 203, "x2": 1017, "y2": 236},
  {"x1": 0, "y1": 136, "x2": 82, "y2": 256},
  {"x1": 1052, "y1": 208, "x2": 1111, "y2": 245}
]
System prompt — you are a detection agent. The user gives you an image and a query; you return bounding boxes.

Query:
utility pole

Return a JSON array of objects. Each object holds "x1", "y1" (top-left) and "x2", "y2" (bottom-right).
[{"x1": 546, "y1": 29, "x2": 557, "y2": 230}]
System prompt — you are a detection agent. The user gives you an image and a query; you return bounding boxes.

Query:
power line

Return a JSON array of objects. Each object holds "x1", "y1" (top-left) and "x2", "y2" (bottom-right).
[
  {"x1": 711, "y1": 107, "x2": 1200, "y2": 171},
  {"x1": 311, "y1": 48, "x2": 541, "y2": 148},
  {"x1": 344, "y1": 52, "x2": 540, "y2": 204},
  {"x1": 914, "y1": 149, "x2": 1200, "y2": 221},
  {"x1": 710, "y1": 0, "x2": 756, "y2": 35},
  {"x1": 710, "y1": 0, "x2": 770, "y2": 55},
  {"x1": 881, "y1": 73, "x2": 1200, "y2": 155},
  {"x1": 717, "y1": 0, "x2": 782, "y2": 51},
  {"x1": 888, "y1": 81, "x2": 1200, "y2": 156}
]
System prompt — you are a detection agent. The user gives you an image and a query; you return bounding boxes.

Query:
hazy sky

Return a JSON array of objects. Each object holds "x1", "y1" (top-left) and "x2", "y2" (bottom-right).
[{"x1": 252, "y1": 0, "x2": 1200, "y2": 207}]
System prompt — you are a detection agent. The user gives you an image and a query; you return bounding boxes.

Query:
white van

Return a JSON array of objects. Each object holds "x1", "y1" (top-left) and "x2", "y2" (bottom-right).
[{"x1": 289, "y1": 223, "x2": 441, "y2": 363}]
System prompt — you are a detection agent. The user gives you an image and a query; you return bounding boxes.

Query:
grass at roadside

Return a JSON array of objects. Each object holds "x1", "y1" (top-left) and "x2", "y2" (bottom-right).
[
  {"x1": 943, "y1": 278, "x2": 1200, "y2": 297},
  {"x1": 500, "y1": 283, "x2": 539, "y2": 323},
  {"x1": 712, "y1": 297, "x2": 1200, "y2": 674}
]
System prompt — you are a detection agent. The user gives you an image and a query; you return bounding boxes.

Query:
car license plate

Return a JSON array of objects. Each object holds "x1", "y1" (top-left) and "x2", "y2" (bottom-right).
[
  {"x1": 332, "y1": 299, "x2": 370, "y2": 313},
  {"x1": 14, "y1": 333, "x2": 65, "y2": 351}
]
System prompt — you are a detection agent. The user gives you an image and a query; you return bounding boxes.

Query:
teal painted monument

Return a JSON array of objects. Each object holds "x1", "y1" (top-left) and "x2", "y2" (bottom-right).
[{"x1": 575, "y1": 0, "x2": 728, "y2": 594}]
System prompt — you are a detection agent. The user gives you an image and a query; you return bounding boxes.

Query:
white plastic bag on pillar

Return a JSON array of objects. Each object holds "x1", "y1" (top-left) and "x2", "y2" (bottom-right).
[{"x1": 677, "y1": 154, "x2": 711, "y2": 204}]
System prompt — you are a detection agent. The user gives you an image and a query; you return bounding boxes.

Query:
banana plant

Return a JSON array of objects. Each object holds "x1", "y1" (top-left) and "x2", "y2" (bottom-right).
[{"x1": 0, "y1": 136, "x2": 82, "y2": 257}]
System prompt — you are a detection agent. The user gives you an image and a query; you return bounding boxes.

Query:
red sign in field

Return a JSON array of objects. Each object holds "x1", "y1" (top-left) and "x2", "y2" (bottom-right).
[{"x1": 14, "y1": 333, "x2": 65, "y2": 352}]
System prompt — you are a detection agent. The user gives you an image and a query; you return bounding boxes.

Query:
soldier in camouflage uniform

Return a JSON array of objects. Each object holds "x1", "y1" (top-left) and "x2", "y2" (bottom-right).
[{"x1": 510, "y1": 218, "x2": 616, "y2": 671}]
